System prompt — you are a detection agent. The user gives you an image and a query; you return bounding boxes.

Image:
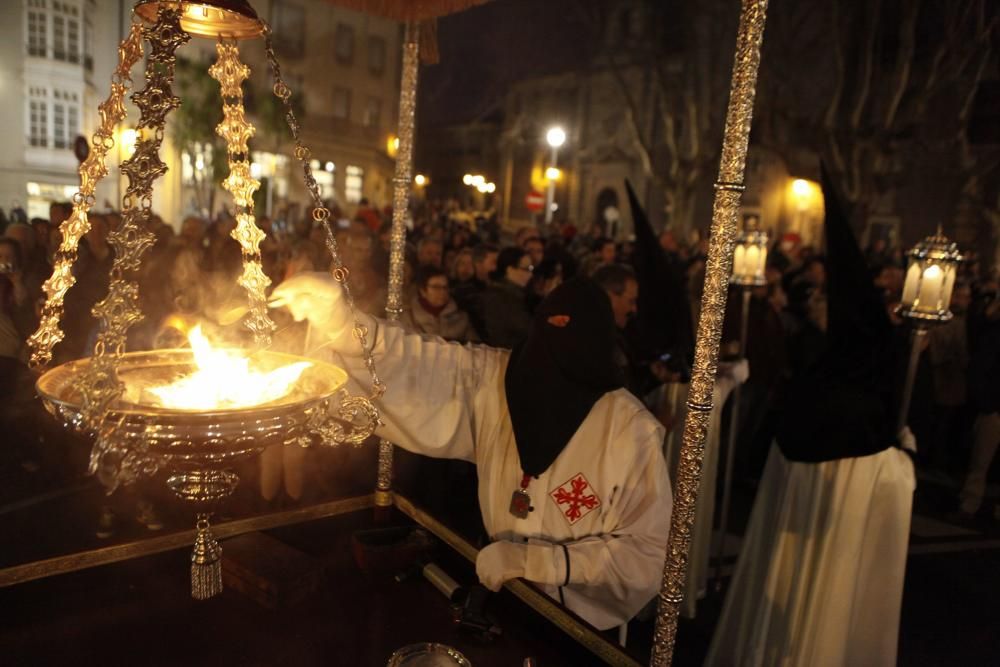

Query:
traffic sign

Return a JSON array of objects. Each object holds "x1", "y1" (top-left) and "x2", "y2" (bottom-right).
[{"x1": 525, "y1": 190, "x2": 545, "y2": 212}]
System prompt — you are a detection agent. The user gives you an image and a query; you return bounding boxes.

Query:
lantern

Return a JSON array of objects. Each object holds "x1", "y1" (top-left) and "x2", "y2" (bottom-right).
[
  {"x1": 731, "y1": 224, "x2": 769, "y2": 287},
  {"x1": 898, "y1": 228, "x2": 962, "y2": 323}
]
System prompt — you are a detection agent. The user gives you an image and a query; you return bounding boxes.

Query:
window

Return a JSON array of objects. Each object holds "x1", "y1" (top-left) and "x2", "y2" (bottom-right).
[
  {"x1": 363, "y1": 97, "x2": 381, "y2": 128},
  {"x1": 368, "y1": 36, "x2": 385, "y2": 75},
  {"x1": 335, "y1": 24, "x2": 354, "y2": 64},
  {"x1": 332, "y1": 86, "x2": 351, "y2": 120},
  {"x1": 52, "y1": 1, "x2": 80, "y2": 62},
  {"x1": 29, "y1": 87, "x2": 48, "y2": 147},
  {"x1": 53, "y1": 100, "x2": 65, "y2": 148},
  {"x1": 53, "y1": 12, "x2": 65, "y2": 60},
  {"x1": 27, "y1": 0, "x2": 47, "y2": 57},
  {"x1": 66, "y1": 7, "x2": 80, "y2": 63},
  {"x1": 30, "y1": 87, "x2": 80, "y2": 150},
  {"x1": 345, "y1": 165, "x2": 363, "y2": 204},
  {"x1": 309, "y1": 159, "x2": 336, "y2": 200},
  {"x1": 27, "y1": 0, "x2": 82, "y2": 62},
  {"x1": 272, "y1": 1, "x2": 305, "y2": 58}
]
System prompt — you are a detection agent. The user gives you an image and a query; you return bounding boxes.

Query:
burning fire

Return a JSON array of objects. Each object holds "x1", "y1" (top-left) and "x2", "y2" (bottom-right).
[{"x1": 147, "y1": 325, "x2": 312, "y2": 410}]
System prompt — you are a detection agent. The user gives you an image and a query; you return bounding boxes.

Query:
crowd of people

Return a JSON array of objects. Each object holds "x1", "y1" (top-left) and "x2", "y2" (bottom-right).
[{"x1": 0, "y1": 190, "x2": 998, "y2": 583}]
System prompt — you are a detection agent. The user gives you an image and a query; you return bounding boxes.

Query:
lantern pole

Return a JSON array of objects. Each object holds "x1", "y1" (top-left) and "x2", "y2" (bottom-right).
[
  {"x1": 650, "y1": 1, "x2": 769, "y2": 664},
  {"x1": 897, "y1": 326, "x2": 928, "y2": 433},
  {"x1": 377, "y1": 20, "x2": 421, "y2": 509}
]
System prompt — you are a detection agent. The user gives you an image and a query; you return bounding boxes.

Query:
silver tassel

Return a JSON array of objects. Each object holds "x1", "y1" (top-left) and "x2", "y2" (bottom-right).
[{"x1": 191, "y1": 513, "x2": 223, "y2": 600}]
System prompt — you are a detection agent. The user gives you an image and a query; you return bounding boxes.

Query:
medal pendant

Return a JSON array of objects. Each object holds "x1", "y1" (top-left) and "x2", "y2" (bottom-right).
[{"x1": 509, "y1": 488, "x2": 531, "y2": 519}]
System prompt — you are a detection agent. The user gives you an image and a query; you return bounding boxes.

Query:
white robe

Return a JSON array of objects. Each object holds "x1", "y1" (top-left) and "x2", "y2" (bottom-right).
[
  {"x1": 705, "y1": 444, "x2": 915, "y2": 667},
  {"x1": 330, "y1": 321, "x2": 673, "y2": 631}
]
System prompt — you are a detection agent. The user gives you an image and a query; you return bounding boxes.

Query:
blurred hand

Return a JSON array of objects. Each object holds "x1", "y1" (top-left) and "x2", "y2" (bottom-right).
[{"x1": 270, "y1": 272, "x2": 366, "y2": 353}]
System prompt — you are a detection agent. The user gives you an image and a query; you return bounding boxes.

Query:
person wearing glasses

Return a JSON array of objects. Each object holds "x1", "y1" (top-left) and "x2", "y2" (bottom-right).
[
  {"x1": 401, "y1": 265, "x2": 479, "y2": 344},
  {"x1": 480, "y1": 247, "x2": 535, "y2": 349}
]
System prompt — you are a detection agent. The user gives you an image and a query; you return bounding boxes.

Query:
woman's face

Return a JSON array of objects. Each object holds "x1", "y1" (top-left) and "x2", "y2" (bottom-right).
[
  {"x1": 506, "y1": 255, "x2": 534, "y2": 288},
  {"x1": 419, "y1": 275, "x2": 451, "y2": 309}
]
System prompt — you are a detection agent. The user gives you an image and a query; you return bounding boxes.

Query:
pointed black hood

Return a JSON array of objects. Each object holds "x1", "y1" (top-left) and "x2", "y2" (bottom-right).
[
  {"x1": 776, "y1": 165, "x2": 897, "y2": 462},
  {"x1": 625, "y1": 180, "x2": 694, "y2": 361}
]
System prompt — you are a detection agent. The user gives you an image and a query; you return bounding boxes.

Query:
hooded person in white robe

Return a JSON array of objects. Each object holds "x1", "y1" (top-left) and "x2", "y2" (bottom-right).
[
  {"x1": 705, "y1": 167, "x2": 916, "y2": 666},
  {"x1": 270, "y1": 276, "x2": 673, "y2": 631}
]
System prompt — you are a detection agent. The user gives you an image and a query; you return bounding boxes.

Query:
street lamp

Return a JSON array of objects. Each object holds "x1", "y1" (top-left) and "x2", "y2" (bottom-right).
[
  {"x1": 544, "y1": 125, "x2": 566, "y2": 225},
  {"x1": 713, "y1": 220, "x2": 768, "y2": 590},
  {"x1": 896, "y1": 228, "x2": 962, "y2": 432}
]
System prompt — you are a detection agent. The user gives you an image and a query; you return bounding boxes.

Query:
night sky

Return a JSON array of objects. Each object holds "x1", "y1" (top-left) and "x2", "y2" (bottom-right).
[{"x1": 418, "y1": 0, "x2": 594, "y2": 126}]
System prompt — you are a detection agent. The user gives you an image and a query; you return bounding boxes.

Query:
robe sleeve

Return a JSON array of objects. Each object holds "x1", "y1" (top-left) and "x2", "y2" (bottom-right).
[
  {"x1": 522, "y1": 418, "x2": 672, "y2": 625},
  {"x1": 329, "y1": 319, "x2": 507, "y2": 464}
]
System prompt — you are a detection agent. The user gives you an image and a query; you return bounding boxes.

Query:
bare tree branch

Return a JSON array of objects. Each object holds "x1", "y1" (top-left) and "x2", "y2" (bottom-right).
[{"x1": 850, "y1": 0, "x2": 883, "y2": 131}]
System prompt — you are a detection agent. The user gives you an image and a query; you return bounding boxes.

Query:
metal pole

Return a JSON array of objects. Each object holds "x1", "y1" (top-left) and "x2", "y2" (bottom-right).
[
  {"x1": 376, "y1": 20, "x2": 420, "y2": 509},
  {"x1": 544, "y1": 145, "x2": 558, "y2": 225},
  {"x1": 712, "y1": 285, "x2": 751, "y2": 590},
  {"x1": 650, "y1": 2, "x2": 768, "y2": 664},
  {"x1": 897, "y1": 326, "x2": 927, "y2": 434}
]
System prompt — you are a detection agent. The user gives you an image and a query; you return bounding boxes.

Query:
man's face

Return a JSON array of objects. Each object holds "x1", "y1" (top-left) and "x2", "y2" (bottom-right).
[
  {"x1": 507, "y1": 255, "x2": 534, "y2": 287},
  {"x1": 523, "y1": 239, "x2": 544, "y2": 267},
  {"x1": 419, "y1": 275, "x2": 451, "y2": 309},
  {"x1": 475, "y1": 251, "x2": 498, "y2": 280},
  {"x1": 608, "y1": 279, "x2": 639, "y2": 328},
  {"x1": 418, "y1": 241, "x2": 443, "y2": 268}
]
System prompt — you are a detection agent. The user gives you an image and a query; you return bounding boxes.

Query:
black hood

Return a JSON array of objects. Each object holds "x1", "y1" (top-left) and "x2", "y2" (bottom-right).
[
  {"x1": 625, "y1": 180, "x2": 694, "y2": 363},
  {"x1": 504, "y1": 278, "x2": 625, "y2": 476},
  {"x1": 776, "y1": 165, "x2": 897, "y2": 462}
]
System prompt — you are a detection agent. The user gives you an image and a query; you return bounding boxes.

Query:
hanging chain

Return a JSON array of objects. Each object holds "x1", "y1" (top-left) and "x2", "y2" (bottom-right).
[
  {"x1": 80, "y1": 6, "x2": 190, "y2": 488},
  {"x1": 261, "y1": 25, "x2": 384, "y2": 401},
  {"x1": 209, "y1": 37, "x2": 276, "y2": 347},
  {"x1": 27, "y1": 22, "x2": 145, "y2": 369}
]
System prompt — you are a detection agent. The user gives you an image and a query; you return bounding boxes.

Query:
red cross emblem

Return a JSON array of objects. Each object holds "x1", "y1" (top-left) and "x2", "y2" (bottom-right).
[{"x1": 550, "y1": 473, "x2": 601, "y2": 525}]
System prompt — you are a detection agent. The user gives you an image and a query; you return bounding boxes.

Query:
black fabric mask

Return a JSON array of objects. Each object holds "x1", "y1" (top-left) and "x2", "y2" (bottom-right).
[{"x1": 504, "y1": 278, "x2": 625, "y2": 476}]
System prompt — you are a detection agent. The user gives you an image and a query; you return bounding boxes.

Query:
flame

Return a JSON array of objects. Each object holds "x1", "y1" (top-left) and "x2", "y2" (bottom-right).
[{"x1": 147, "y1": 326, "x2": 311, "y2": 410}]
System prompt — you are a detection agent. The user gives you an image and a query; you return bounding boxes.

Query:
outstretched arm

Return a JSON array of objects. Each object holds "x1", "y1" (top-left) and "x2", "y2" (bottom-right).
[{"x1": 271, "y1": 272, "x2": 507, "y2": 462}]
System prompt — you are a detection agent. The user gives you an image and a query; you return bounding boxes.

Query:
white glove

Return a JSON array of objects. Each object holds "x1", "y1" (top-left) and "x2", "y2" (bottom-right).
[
  {"x1": 475, "y1": 541, "x2": 527, "y2": 592},
  {"x1": 269, "y1": 272, "x2": 371, "y2": 355},
  {"x1": 898, "y1": 426, "x2": 917, "y2": 453}
]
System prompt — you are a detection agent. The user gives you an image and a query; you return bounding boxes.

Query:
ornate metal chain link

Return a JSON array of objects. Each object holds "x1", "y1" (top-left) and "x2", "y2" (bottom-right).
[{"x1": 261, "y1": 25, "x2": 384, "y2": 401}]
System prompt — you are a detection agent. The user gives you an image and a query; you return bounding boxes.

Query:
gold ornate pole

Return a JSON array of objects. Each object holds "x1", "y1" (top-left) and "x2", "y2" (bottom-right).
[
  {"x1": 27, "y1": 23, "x2": 144, "y2": 369},
  {"x1": 376, "y1": 20, "x2": 421, "y2": 508},
  {"x1": 650, "y1": 1, "x2": 768, "y2": 664}
]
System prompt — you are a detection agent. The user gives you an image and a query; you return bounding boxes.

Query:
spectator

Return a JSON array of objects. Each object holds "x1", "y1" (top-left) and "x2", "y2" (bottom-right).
[
  {"x1": 481, "y1": 247, "x2": 534, "y2": 349},
  {"x1": 402, "y1": 265, "x2": 479, "y2": 343},
  {"x1": 580, "y1": 237, "x2": 617, "y2": 276},
  {"x1": 472, "y1": 243, "x2": 499, "y2": 286},
  {"x1": 416, "y1": 237, "x2": 444, "y2": 269},
  {"x1": 523, "y1": 236, "x2": 545, "y2": 268},
  {"x1": 355, "y1": 197, "x2": 383, "y2": 233}
]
